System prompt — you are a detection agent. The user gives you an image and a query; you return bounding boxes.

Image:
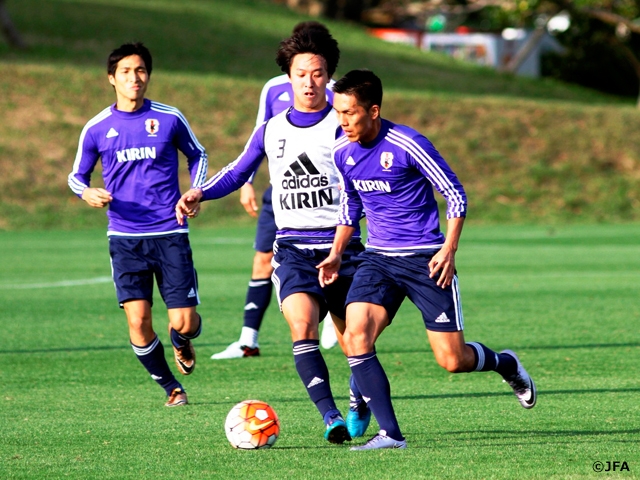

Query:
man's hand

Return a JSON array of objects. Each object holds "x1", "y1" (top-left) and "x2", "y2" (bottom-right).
[
  {"x1": 316, "y1": 225, "x2": 356, "y2": 287},
  {"x1": 81, "y1": 188, "x2": 112, "y2": 208},
  {"x1": 175, "y1": 188, "x2": 203, "y2": 225},
  {"x1": 240, "y1": 183, "x2": 259, "y2": 218},
  {"x1": 316, "y1": 252, "x2": 342, "y2": 287},
  {"x1": 429, "y1": 216, "x2": 464, "y2": 288},
  {"x1": 428, "y1": 245, "x2": 456, "y2": 288}
]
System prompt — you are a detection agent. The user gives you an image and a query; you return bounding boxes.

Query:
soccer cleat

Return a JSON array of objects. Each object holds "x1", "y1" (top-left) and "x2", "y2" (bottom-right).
[
  {"x1": 324, "y1": 415, "x2": 352, "y2": 444},
  {"x1": 346, "y1": 404, "x2": 371, "y2": 438},
  {"x1": 500, "y1": 350, "x2": 537, "y2": 409},
  {"x1": 210, "y1": 341, "x2": 260, "y2": 360},
  {"x1": 350, "y1": 432, "x2": 407, "y2": 451},
  {"x1": 320, "y1": 314, "x2": 338, "y2": 349},
  {"x1": 165, "y1": 388, "x2": 188, "y2": 407},
  {"x1": 171, "y1": 336, "x2": 196, "y2": 375}
]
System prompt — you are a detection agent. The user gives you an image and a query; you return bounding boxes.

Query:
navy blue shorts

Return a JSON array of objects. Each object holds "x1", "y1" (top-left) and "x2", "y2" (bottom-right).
[
  {"x1": 271, "y1": 239, "x2": 364, "y2": 320},
  {"x1": 109, "y1": 233, "x2": 200, "y2": 309},
  {"x1": 346, "y1": 251, "x2": 464, "y2": 332},
  {"x1": 254, "y1": 185, "x2": 277, "y2": 253}
]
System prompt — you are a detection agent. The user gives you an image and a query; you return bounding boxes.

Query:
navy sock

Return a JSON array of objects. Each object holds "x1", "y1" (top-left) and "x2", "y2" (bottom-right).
[
  {"x1": 466, "y1": 342, "x2": 517, "y2": 378},
  {"x1": 243, "y1": 279, "x2": 272, "y2": 331},
  {"x1": 170, "y1": 314, "x2": 202, "y2": 349},
  {"x1": 349, "y1": 374, "x2": 366, "y2": 412},
  {"x1": 323, "y1": 408, "x2": 342, "y2": 425},
  {"x1": 293, "y1": 340, "x2": 337, "y2": 422},
  {"x1": 348, "y1": 352, "x2": 404, "y2": 441},
  {"x1": 131, "y1": 336, "x2": 182, "y2": 396}
]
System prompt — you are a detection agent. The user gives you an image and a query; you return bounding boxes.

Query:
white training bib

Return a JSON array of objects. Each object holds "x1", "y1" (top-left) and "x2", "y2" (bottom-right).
[{"x1": 264, "y1": 110, "x2": 341, "y2": 231}]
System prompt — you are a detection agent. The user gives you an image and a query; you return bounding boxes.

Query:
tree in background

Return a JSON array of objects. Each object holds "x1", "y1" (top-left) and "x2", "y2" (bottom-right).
[
  {"x1": 288, "y1": 0, "x2": 640, "y2": 101},
  {"x1": 0, "y1": 0, "x2": 26, "y2": 49}
]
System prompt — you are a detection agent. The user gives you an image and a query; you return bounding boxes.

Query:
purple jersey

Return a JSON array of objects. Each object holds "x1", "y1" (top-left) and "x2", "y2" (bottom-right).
[
  {"x1": 333, "y1": 118, "x2": 467, "y2": 253},
  {"x1": 68, "y1": 99, "x2": 208, "y2": 236}
]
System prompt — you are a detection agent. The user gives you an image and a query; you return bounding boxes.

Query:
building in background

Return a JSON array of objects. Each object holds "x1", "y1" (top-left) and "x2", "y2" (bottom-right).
[{"x1": 368, "y1": 28, "x2": 564, "y2": 78}]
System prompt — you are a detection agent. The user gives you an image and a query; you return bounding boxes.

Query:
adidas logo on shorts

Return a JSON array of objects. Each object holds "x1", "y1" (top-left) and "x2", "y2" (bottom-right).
[{"x1": 435, "y1": 312, "x2": 450, "y2": 323}]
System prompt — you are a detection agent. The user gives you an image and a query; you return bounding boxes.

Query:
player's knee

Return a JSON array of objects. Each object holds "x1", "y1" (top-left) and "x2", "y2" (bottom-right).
[
  {"x1": 437, "y1": 354, "x2": 467, "y2": 373},
  {"x1": 343, "y1": 329, "x2": 374, "y2": 356},
  {"x1": 252, "y1": 251, "x2": 274, "y2": 278},
  {"x1": 169, "y1": 309, "x2": 199, "y2": 335},
  {"x1": 287, "y1": 318, "x2": 316, "y2": 341},
  {"x1": 127, "y1": 316, "x2": 152, "y2": 339}
]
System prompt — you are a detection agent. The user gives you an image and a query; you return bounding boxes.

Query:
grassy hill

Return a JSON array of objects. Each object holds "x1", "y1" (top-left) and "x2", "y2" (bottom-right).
[{"x1": 1, "y1": 0, "x2": 639, "y2": 229}]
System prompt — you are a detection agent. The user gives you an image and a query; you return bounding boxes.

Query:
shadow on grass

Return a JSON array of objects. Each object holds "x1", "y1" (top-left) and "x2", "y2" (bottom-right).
[
  {"x1": 371, "y1": 342, "x2": 640, "y2": 355},
  {"x1": 391, "y1": 387, "x2": 640, "y2": 401},
  {"x1": 392, "y1": 431, "x2": 640, "y2": 450},
  {"x1": 187, "y1": 387, "x2": 640, "y2": 408},
  {"x1": 440, "y1": 428, "x2": 640, "y2": 437},
  {"x1": 1, "y1": 341, "x2": 638, "y2": 355}
]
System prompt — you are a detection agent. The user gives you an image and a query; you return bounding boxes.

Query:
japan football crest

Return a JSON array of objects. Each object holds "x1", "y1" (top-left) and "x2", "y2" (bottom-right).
[
  {"x1": 145, "y1": 119, "x2": 160, "y2": 136},
  {"x1": 380, "y1": 152, "x2": 393, "y2": 170}
]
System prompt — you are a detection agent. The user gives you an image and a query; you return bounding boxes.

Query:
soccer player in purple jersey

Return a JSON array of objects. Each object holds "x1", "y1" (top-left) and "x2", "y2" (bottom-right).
[
  {"x1": 68, "y1": 43, "x2": 208, "y2": 407},
  {"x1": 319, "y1": 69, "x2": 537, "y2": 450},
  {"x1": 176, "y1": 30, "x2": 369, "y2": 444},
  {"x1": 211, "y1": 22, "x2": 340, "y2": 360}
]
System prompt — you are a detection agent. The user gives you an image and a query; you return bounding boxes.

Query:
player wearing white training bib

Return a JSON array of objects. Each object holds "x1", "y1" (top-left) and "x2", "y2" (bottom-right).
[
  {"x1": 211, "y1": 22, "x2": 340, "y2": 361},
  {"x1": 264, "y1": 108, "x2": 340, "y2": 232},
  {"x1": 176, "y1": 28, "x2": 368, "y2": 445}
]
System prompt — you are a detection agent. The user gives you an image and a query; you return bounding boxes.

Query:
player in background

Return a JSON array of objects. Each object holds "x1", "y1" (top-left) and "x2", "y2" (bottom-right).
[
  {"x1": 176, "y1": 29, "x2": 369, "y2": 444},
  {"x1": 319, "y1": 69, "x2": 537, "y2": 450},
  {"x1": 68, "y1": 43, "x2": 207, "y2": 407},
  {"x1": 211, "y1": 21, "x2": 339, "y2": 360}
]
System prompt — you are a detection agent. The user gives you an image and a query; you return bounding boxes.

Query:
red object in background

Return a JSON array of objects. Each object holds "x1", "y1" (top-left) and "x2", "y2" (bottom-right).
[{"x1": 367, "y1": 28, "x2": 423, "y2": 48}]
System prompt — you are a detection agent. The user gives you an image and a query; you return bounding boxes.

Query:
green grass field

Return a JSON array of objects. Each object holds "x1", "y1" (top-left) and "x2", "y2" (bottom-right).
[{"x1": 1, "y1": 223, "x2": 639, "y2": 479}]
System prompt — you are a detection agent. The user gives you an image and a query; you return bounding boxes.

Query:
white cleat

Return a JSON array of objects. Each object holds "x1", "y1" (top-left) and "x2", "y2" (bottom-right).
[
  {"x1": 320, "y1": 314, "x2": 338, "y2": 350},
  {"x1": 500, "y1": 350, "x2": 537, "y2": 409},
  {"x1": 210, "y1": 341, "x2": 260, "y2": 360},
  {"x1": 350, "y1": 432, "x2": 407, "y2": 451}
]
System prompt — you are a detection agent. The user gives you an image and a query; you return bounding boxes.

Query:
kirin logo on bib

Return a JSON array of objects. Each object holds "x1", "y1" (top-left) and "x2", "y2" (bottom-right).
[
  {"x1": 145, "y1": 119, "x2": 160, "y2": 136},
  {"x1": 380, "y1": 152, "x2": 393, "y2": 170}
]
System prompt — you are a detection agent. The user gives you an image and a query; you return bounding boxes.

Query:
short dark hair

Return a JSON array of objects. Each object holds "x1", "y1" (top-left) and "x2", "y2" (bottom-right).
[
  {"x1": 107, "y1": 42, "x2": 153, "y2": 77},
  {"x1": 275, "y1": 29, "x2": 340, "y2": 77},
  {"x1": 292, "y1": 21, "x2": 329, "y2": 36},
  {"x1": 333, "y1": 69, "x2": 383, "y2": 111}
]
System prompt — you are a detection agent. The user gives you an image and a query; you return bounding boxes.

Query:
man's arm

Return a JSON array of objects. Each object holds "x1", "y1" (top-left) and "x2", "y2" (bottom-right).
[
  {"x1": 68, "y1": 126, "x2": 112, "y2": 208},
  {"x1": 176, "y1": 188, "x2": 203, "y2": 225},
  {"x1": 173, "y1": 112, "x2": 208, "y2": 188},
  {"x1": 175, "y1": 125, "x2": 268, "y2": 223},
  {"x1": 407, "y1": 132, "x2": 467, "y2": 288},
  {"x1": 317, "y1": 225, "x2": 356, "y2": 287},
  {"x1": 316, "y1": 148, "x2": 363, "y2": 286},
  {"x1": 200, "y1": 124, "x2": 267, "y2": 201},
  {"x1": 239, "y1": 183, "x2": 259, "y2": 217},
  {"x1": 81, "y1": 188, "x2": 113, "y2": 208},
  {"x1": 428, "y1": 216, "x2": 464, "y2": 288},
  {"x1": 411, "y1": 133, "x2": 467, "y2": 220}
]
